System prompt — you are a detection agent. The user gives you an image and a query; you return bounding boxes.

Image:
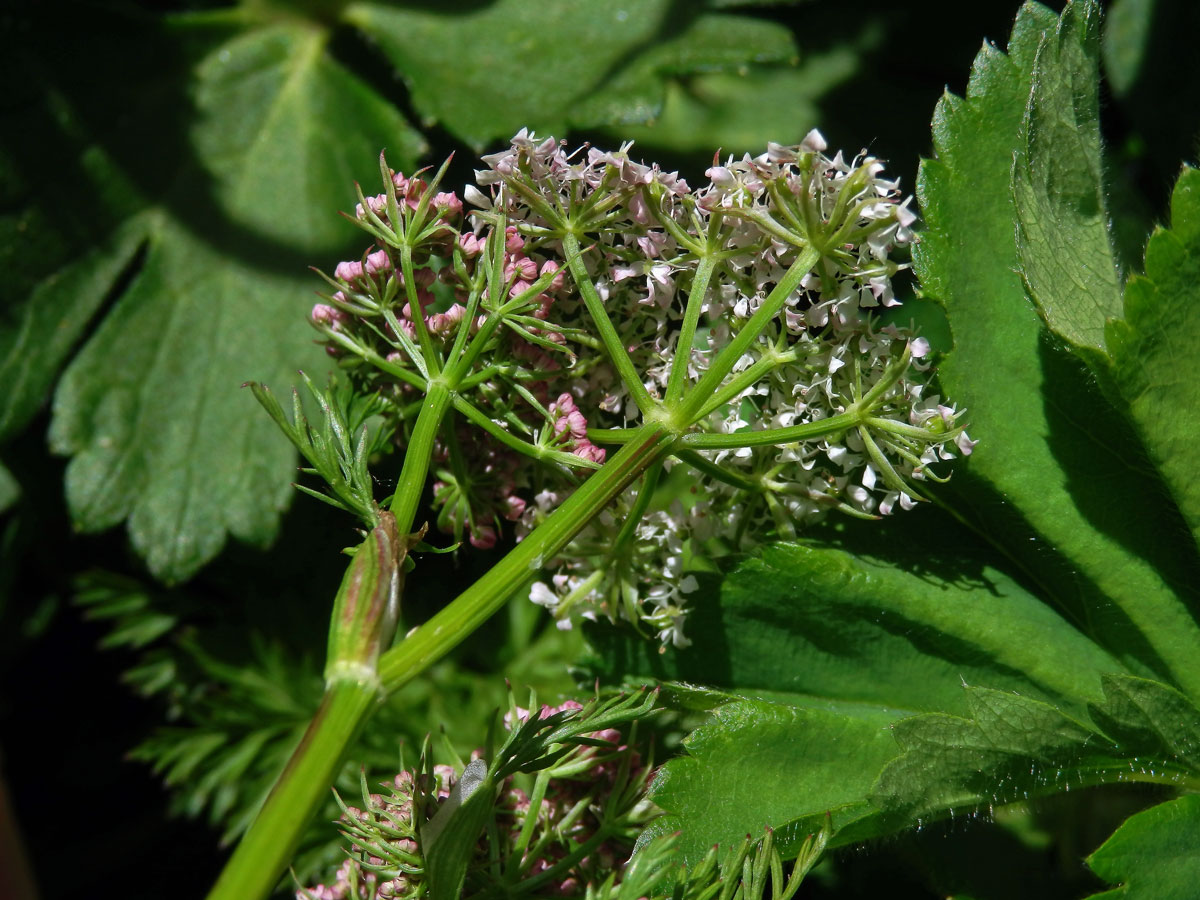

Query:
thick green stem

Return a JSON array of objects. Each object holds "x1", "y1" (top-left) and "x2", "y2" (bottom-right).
[
  {"x1": 205, "y1": 678, "x2": 379, "y2": 900},
  {"x1": 378, "y1": 421, "x2": 675, "y2": 692}
]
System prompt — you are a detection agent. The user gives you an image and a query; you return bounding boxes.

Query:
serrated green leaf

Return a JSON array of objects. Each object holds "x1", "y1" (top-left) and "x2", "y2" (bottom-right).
[
  {"x1": 607, "y1": 38, "x2": 867, "y2": 155},
  {"x1": 0, "y1": 55, "x2": 149, "y2": 444},
  {"x1": 650, "y1": 699, "x2": 901, "y2": 863},
  {"x1": 1107, "y1": 167, "x2": 1200, "y2": 553},
  {"x1": 590, "y1": 538, "x2": 1122, "y2": 721},
  {"x1": 1089, "y1": 674, "x2": 1200, "y2": 772},
  {"x1": 1087, "y1": 795, "x2": 1200, "y2": 898},
  {"x1": 915, "y1": 1, "x2": 1200, "y2": 697},
  {"x1": 0, "y1": 217, "x2": 148, "y2": 440},
  {"x1": 571, "y1": 12, "x2": 797, "y2": 132},
  {"x1": 343, "y1": 0, "x2": 795, "y2": 149},
  {"x1": 190, "y1": 24, "x2": 424, "y2": 254},
  {"x1": 872, "y1": 679, "x2": 1200, "y2": 837},
  {"x1": 872, "y1": 687, "x2": 1119, "y2": 825},
  {"x1": 45, "y1": 20, "x2": 427, "y2": 582},
  {"x1": 1014, "y1": 0, "x2": 1122, "y2": 355},
  {"x1": 1102, "y1": 0, "x2": 1157, "y2": 96},
  {"x1": 49, "y1": 213, "x2": 324, "y2": 581}
]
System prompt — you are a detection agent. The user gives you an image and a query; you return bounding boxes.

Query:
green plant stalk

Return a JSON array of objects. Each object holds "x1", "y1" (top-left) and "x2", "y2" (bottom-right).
[
  {"x1": 378, "y1": 420, "x2": 675, "y2": 692},
  {"x1": 205, "y1": 677, "x2": 378, "y2": 900},
  {"x1": 212, "y1": 388, "x2": 451, "y2": 900},
  {"x1": 560, "y1": 232, "x2": 655, "y2": 415},
  {"x1": 389, "y1": 381, "x2": 452, "y2": 527}
]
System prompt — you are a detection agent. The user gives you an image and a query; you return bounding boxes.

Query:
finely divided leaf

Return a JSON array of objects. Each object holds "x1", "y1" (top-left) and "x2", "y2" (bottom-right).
[
  {"x1": 915, "y1": 1, "x2": 1200, "y2": 697},
  {"x1": 1087, "y1": 795, "x2": 1200, "y2": 898},
  {"x1": 1014, "y1": 0, "x2": 1122, "y2": 355},
  {"x1": 1107, "y1": 167, "x2": 1200, "y2": 553}
]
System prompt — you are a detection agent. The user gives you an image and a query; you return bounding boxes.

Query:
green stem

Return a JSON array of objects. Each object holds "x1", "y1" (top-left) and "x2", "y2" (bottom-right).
[
  {"x1": 664, "y1": 254, "x2": 717, "y2": 407},
  {"x1": 389, "y1": 381, "x2": 452, "y2": 529},
  {"x1": 560, "y1": 233, "x2": 655, "y2": 415},
  {"x1": 205, "y1": 678, "x2": 378, "y2": 900},
  {"x1": 677, "y1": 244, "x2": 820, "y2": 423},
  {"x1": 679, "y1": 408, "x2": 859, "y2": 449},
  {"x1": 377, "y1": 422, "x2": 675, "y2": 692}
]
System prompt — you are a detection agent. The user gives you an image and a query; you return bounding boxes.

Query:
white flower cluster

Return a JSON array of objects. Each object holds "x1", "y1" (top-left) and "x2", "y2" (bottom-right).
[
  {"x1": 314, "y1": 130, "x2": 972, "y2": 650},
  {"x1": 473, "y1": 131, "x2": 973, "y2": 648}
]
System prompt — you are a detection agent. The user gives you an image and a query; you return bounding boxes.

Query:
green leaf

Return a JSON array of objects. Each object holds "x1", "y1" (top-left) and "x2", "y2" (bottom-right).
[
  {"x1": 1088, "y1": 674, "x2": 1200, "y2": 771},
  {"x1": 0, "y1": 57, "x2": 149, "y2": 443},
  {"x1": 1102, "y1": 0, "x2": 1157, "y2": 96},
  {"x1": 0, "y1": 460, "x2": 17, "y2": 514},
  {"x1": 914, "y1": 1, "x2": 1200, "y2": 697},
  {"x1": 0, "y1": 217, "x2": 147, "y2": 440},
  {"x1": 873, "y1": 677, "x2": 1200, "y2": 832},
  {"x1": 49, "y1": 213, "x2": 323, "y2": 581},
  {"x1": 424, "y1": 761, "x2": 496, "y2": 900},
  {"x1": 872, "y1": 687, "x2": 1116, "y2": 825},
  {"x1": 606, "y1": 33, "x2": 872, "y2": 155},
  {"x1": 1107, "y1": 167, "x2": 1200, "y2": 552},
  {"x1": 650, "y1": 699, "x2": 901, "y2": 863},
  {"x1": 190, "y1": 24, "x2": 424, "y2": 254},
  {"x1": 1014, "y1": 0, "x2": 1122, "y2": 356},
  {"x1": 1087, "y1": 795, "x2": 1200, "y2": 898},
  {"x1": 590, "y1": 537, "x2": 1122, "y2": 721},
  {"x1": 343, "y1": 0, "x2": 795, "y2": 149},
  {"x1": 571, "y1": 12, "x2": 798, "y2": 133},
  {"x1": 47, "y1": 22, "x2": 424, "y2": 582}
]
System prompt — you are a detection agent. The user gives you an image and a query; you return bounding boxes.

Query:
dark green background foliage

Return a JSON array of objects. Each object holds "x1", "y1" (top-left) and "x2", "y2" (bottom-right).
[{"x1": 2, "y1": 0, "x2": 1199, "y2": 897}]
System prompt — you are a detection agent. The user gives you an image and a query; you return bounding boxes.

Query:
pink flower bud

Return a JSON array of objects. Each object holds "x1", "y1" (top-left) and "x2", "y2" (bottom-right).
[
  {"x1": 310, "y1": 304, "x2": 347, "y2": 328},
  {"x1": 433, "y1": 191, "x2": 463, "y2": 217},
  {"x1": 503, "y1": 494, "x2": 526, "y2": 521},
  {"x1": 505, "y1": 256, "x2": 538, "y2": 283},
  {"x1": 539, "y1": 260, "x2": 565, "y2": 292},
  {"x1": 574, "y1": 441, "x2": 606, "y2": 463},
  {"x1": 469, "y1": 524, "x2": 497, "y2": 550},
  {"x1": 334, "y1": 259, "x2": 363, "y2": 282},
  {"x1": 459, "y1": 232, "x2": 484, "y2": 257},
  {"x1": 505, "y1": 225, "x2": 525, "y2": 254},
  {"x1": 365, "y1": 249, "x2": 392, "y2": 275}
]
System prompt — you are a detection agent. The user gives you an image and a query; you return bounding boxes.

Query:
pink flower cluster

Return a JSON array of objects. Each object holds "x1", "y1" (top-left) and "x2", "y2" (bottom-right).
[{"x1": 299, "y1": 702, "x2": 655, "y2": 900}]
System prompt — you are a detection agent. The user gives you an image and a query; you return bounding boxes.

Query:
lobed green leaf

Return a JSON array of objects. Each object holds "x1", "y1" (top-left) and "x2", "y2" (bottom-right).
[
  {"x1": 914, "y1": 0, "x2": 1200, "y2": 698},
  {"x1": 1087, "y1": 795, "x2": 1200, "y2": 898},
  {"x1": 1107, "y1": 167, "x2": 1200, "y2": 553},
  {"x1": 343, "y1": 0, "x2": 796, "y2": 149},
  {"x1": 1013, "y1": 0, "x2": 1122, "y2": 357}
]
